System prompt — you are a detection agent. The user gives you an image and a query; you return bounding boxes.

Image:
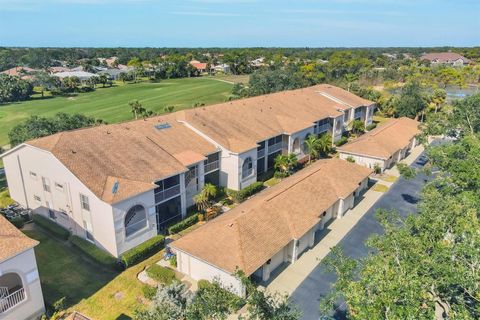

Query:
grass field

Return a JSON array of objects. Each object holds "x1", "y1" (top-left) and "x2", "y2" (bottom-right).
[
  {"x1": 0, "y1": 77, "x2": 233, "y2": 146},
  {"x1": 23, "y1": 227, "x2": 117, "y2": 309}
]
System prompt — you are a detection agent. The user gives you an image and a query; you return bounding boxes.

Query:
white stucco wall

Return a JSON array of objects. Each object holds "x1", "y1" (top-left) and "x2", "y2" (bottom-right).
[
  {"x1": 2, "y1": 145, "x2": 118, "y2": 256},
  {"x1": 339, "y1": 152, "x2": 386, "y2": 171},
  {"x1": 238, "y1": 148, "x2": 258, "y2": 190},
  {"x1": 175, "y1": 250, "x2": 245, "y2": 296},
  {"x1": 0, "y1": 249, "x2": 45, "y2": 320}
]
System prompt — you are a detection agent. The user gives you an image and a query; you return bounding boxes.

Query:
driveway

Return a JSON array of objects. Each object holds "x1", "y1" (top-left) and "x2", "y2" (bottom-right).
[{"x1": 290, "y1": 151, "x2": 433, "y2": 320}]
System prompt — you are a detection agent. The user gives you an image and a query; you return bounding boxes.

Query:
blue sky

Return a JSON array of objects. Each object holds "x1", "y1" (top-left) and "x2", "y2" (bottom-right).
[{"x1": 0, "y1": 0, "x2": 479, "y2": 47}]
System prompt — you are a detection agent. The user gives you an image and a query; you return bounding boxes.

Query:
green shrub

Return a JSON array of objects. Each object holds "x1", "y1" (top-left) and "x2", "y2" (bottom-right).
[
  {"x1": 167, "y1": 214, "x2": 199, "y2": 234},
  {"x1": 233, "y1": 182, "x2": 264, "y2": 202},
  {"x1": 142, "y1": 285, "x2": 157, "y2": 300},
  {"x1": 170, "y1": 255, "x2": 177, "y2": 268},
  {"x1": 69, "y1": 235, "x2": 117, "y2": 267},
  {"x1": 335, "y1": 136, "x2": 348, "y2": 147},
  {"x1": 33, "y1": 214, "x2": 70, "y2": 240},
  {"x1": 120, "y1": 235, "x2": 165, "y2": 268},
  {"x1": 197, "y1": 279, "x2": 211, "y2": 290},
  {"x1": 10, "y1": 216, "x2": 25, "y2": 229},
  {"x1": 146, "y1": 264, "x2": 176, "y2": 285},
  {"x1": 366, "y1": 123, "x2": 377, "y2": 131},
  {"x1": 346, "y1": 156, "x2": 356, "y2": 163}
]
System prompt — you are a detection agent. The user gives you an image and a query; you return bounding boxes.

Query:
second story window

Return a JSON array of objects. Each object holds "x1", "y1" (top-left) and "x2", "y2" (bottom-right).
[
  {"x1": 80, "y1": 194, "x2": 90, "y2": 211},
  {"x1": 42, "y1": 177, "x2": 51, "y2": 192}
]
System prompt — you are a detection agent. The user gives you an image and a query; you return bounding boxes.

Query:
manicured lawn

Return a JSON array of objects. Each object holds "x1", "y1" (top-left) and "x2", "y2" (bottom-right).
[
  {"x1": 0, "y1": 77, "x2": 233, "y2": 146},
  {"x1": 208, "y1": 74, "x2": 250, "y2": 84},
  {"x1": 23, "y1": 227, "x2": 117, "y2": 309},
  {"x1": 372, "y1": 183, "x2": 389, "y2": 193},
  {"x1": 0, "y1": 172, "x2": 14, "y2": 207}
]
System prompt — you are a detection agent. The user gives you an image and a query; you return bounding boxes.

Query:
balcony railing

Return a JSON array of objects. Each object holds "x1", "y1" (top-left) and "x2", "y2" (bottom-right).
[
  {"x1": 317, "y1": 123, "x2": 331, "y2": 134},
  {"x1": 154, "y1": 184, "x2": 181, "y2": 203},
  {"x1": 0, "y1": 288, "x2": 25, "y2": 313},
  {"x1": 204, "y1": 160, "x2": 219, "y2": 173},
  {"x1": 257, "y1": 149, "x2": 265, "y2": 159},
  {"x1": 268, "y1": 142, "x2": 284, "y2": 154}
]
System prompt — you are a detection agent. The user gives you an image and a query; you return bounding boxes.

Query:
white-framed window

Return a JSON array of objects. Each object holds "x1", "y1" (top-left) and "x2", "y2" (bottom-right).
[
  {"x1": 125, "y1": 205, "x2": 147, "y2": 237},
  {"x1": 242, "y1": 157, "x2": 254, "y2": 179},
  {"x1": 80, "y1": 194, "x2": 90, "y2": 211},
  {"x1": 30, "y1": 171, "x2": 37, "y2": 180},
  {"x1": 42, "y1": 177, "x2": 51, "y2": 192},
  {"x1": 55, "y1": 182, "x2": 64, "y2": 192},
  {"x1": 34, "y1": 195, "x2": 41, "y2": 203}
]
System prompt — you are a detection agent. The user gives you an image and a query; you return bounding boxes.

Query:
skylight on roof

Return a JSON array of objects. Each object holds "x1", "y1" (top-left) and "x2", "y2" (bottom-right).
[{"x1": 155, "y1": 122, "x2": 171, "y2": 130}]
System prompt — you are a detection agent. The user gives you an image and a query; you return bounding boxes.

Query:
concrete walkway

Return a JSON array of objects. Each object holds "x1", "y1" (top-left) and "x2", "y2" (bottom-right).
[{"x1": 264, "y1": 144, "x2": 425, "y2": 296}]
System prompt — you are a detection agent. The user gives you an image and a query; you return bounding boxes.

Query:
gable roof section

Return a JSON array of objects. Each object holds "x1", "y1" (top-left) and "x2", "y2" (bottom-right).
[
  {"x1": 338, "y1": 117, "x2": 421, "y2": 160},
  {"x1": 420, "y1": 52, "x2": 470, "y2": 63},
  {"x1": 0, "y1": 215, "x2": 38, "y2": 263},
  {"x1": 176, "y1": 84, "x2": 373, "y2": 153},
  {"x1": 27, "y1": 115, "x2": 218, "y2": 204},
  {"x1": 171, "y1": 158, "x2": 371, "y2": 275}
]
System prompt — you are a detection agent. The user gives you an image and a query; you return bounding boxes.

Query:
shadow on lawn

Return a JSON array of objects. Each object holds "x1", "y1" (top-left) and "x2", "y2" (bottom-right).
[{"x1": 23, "y1": 225, "x2": 117, "y2": 310}]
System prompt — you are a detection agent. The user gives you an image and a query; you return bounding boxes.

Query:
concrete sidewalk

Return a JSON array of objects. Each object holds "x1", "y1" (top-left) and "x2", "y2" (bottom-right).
[{"x1": 264, "y1": 145, "x2": 424, "y2": 296}]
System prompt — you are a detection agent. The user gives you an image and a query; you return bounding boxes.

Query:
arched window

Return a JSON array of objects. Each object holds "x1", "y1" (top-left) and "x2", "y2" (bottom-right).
[
  {"x1": 302, "y1": 134, "x2": 311, "y2": 153},
  {"x1": 125, "y1": 205, "x2": 147, "y2": 237},
  {"x1": 292, "y1": 138, "x2": 300, "y2": 154},
  {"x1": 242, "y1": 157, "x2": 253, "y2": 179},
  {"x1": 0, "y1": 272, "x2": 25, "y2": 311}
]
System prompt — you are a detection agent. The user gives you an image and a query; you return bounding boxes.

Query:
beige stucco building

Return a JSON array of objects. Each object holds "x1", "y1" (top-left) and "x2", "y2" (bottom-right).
[
  {"x1": 338, "y1": 117, "x2": 420, "y2": 172},
  {"x1": 172, "y1": 159, "x2": 372, "y2": 296},
  {"x1": 1, "y1": 84, "x2": 375, "y2": 258},
  {"x1": 0, "y1": 216, "x2": 45, "y2": 320}
]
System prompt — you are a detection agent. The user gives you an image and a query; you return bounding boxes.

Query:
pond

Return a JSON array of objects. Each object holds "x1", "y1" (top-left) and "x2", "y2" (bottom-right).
[{"x1": 388, "y1": 85, "x2": 479, "y2": 102}]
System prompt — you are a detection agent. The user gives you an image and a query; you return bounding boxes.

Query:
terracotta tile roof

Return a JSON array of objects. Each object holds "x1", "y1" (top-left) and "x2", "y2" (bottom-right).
[
  {"x1": 171, "y1": 158, "x2": 371, "y2": 275},
  {"x1": 1, "y1": 66, "x2": 37, "y2": 76},
  {"x1": 338, "y1": 117, "x2": 421, "y2": 160},
  {"x1": 314, "y1": 84, "x2": 374, "y2": 108},
  {"x1": 0, "y1": 215, "x2": 38, "y2": 263},
  {"x1": 190, "y1": 61, "x2": 208, "y2": 70},
  {"x1": 420, "y1": 52, "x2": 470, "y2": 63},
  {"x1": 27, "y1": 115, "x2": 218, "y2": 204},
  {"x1": 175, "y1": 84, "x2": 373, "y2": 153}
]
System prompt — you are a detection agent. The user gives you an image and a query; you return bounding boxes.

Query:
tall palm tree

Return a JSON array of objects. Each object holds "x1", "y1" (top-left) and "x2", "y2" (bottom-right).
[
  {"x1": 303, "y1": 135, "x2": 319, "y2": 163},
  {"x1": 317, "y1": 134, "x2": 332, "y2": 158},
  {"x1": 129, "y1": 100, "x2": 145, "y2": 120},
  {"x1": 194, "y1": 183, "x2": 217, "y2": 211}
]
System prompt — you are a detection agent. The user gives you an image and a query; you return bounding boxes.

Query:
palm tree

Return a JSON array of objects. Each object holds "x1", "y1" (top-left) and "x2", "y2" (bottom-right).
[
  {"x1": 129, "y1": 99, "x2": 145, "y2": 120},
  {"x1": 194, "y1": 183, "x2": 217, "y2": 211},
  {"x1": 274, "y1": 153, "x2": 297, "y2": 177},
  {"x1": 303, "y1": 135, "x2": 319, "y2": 163},
  {"x1": 345, "y1": 73, "x2": 358, "y2": 92},
  {"x1": 316, "y1": 134, "x2": 332, "y2": 158}
]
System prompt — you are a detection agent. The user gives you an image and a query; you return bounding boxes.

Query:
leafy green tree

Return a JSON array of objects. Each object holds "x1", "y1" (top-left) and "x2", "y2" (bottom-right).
[
  {"x1": 8, "y1": 112, "x2": 102, "y2": 146},
  {"x1": 98, "y1": 74, "x2": 109, "y2": 87},
  {"x1": 0, "y1": 74, "x2": 33, "y2": 103},
  {"x1": 451, "y1": 93, "x2": 480, "y2": 135},
  {"x1": 62, "y1": 76, "x2": 80, "y2": 92},
  {"x1": 395, "y1": 80, "x2": 427, "y2": 120},
  {"x1": 316, "y1": 133, "x2": 332, "y2": 158},
  {"x1": 427, "y1": 88, "x2": 447, "y2": 113},
  {"x1": 344, "y1": 73, "x2": 358, "y2": 92}
]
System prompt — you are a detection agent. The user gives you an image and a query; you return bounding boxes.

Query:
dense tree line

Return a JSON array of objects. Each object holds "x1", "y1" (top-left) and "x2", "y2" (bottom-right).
[
  {"x1": 8, "y1": 112, "x2": 104, "y2": 146},
  {"x1": 320, "y1": 94, "x2": 480, "y2": 319}
]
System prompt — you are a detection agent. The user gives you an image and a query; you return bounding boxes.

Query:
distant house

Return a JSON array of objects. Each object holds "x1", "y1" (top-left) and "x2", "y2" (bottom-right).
[
  {"x1": 99, "y1": 68, "x2": 123, "y2": 80},
  {"x1": 49, "y1": 66, "x2": 72, "y2": 74},
  {"x1": 250, "y1": 57, "x2": 266, "y2": 68},
  {"x1": 98, "y1": 57, "x2": 118, "y2": 67},
  {"x1": 420, "y1": 52, "x2": 470, "y2": 66},
  {"x1": 1, "y1": 67, "x2": 39, "y2": 80},
  {"x1": 53, "y1": 71, "x2": 98, "y2": 81},
  {"x1": 189, "y1": 60, "x2": 208, "y2": 73},
  {"x1": 212, "y1": 63, "x2": 230, "y2": 74},
  {"x1": 0, "y1": 215, "x2": 45, "y2": 319}
]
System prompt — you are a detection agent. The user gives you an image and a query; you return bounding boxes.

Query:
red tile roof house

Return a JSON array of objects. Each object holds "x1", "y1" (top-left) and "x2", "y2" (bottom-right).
[
  {"x1": 189, "y1": 60, "x2": 208, "y2": 73},
  {"x1": 1, "y1": 85, "x2": 377, "y2": 261},
  {"x1": 0, "y1": 215, "x2": 45, "y2": 319},
  {"x1": 1, "y1": 67, "x2": 39, "y2": 80},
  {"x1": 420, "y1": 52, "x2": 471, "y2": 66}
]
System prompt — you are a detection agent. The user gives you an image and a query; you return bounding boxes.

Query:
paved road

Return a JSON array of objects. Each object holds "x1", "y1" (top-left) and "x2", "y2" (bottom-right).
[{"x1": 290, "y1": 151, "x2": 432, "y2": 320}]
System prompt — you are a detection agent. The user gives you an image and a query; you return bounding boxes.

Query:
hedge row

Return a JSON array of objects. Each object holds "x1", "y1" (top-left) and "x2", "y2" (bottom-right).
[
  {"x1": 335, "y1": 136, "x2": 348, "y2": 147},
  {"x1": 167, "y1": 214, "x2": 199, "y2": 234},
  {"x1": 120, "y1": 234, "x2": 165, "y2": 268},
  {"x1": 230, "y1": 181, "x2": 264, "y2": 202},
  {"x1": 366, "y1": 123, "x2": 378, "y2": 131},
  {"x1": 146, "y1": 264, "x2": 176, "y2": 285},
  {"x1": 33, "y1": 214, "x2": 70, "y2": 240},
  {"x1": 69, "y1": 235, "x2": 117, "y2": 267}
]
